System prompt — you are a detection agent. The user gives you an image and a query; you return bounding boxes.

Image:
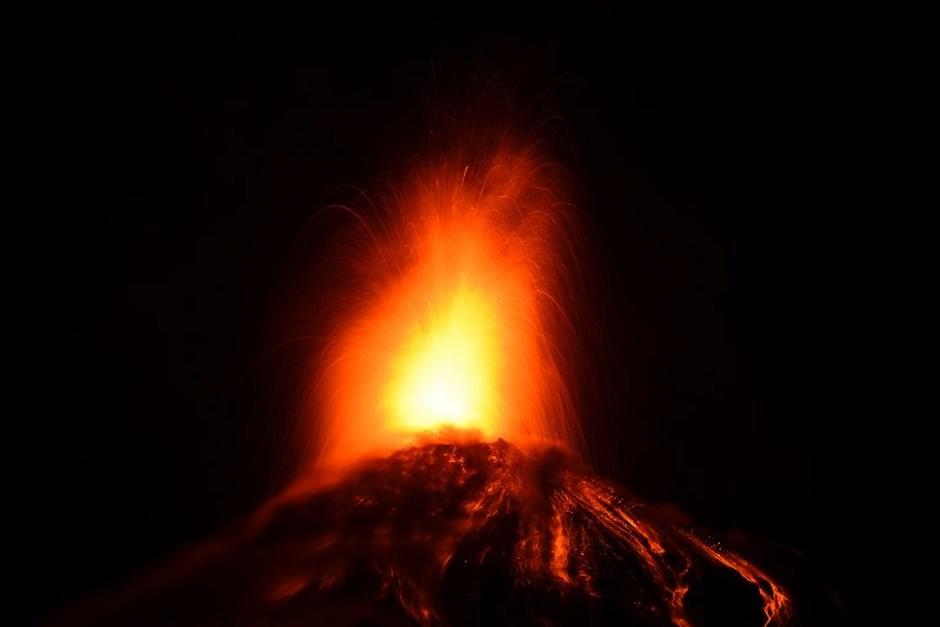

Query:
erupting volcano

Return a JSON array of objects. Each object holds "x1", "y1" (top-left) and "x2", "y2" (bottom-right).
[{"x1": 58, "y1": 135, "x2": 792, "y2": 627}]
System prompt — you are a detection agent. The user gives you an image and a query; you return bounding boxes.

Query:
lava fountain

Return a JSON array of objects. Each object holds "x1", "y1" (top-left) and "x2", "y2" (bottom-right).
[
  {"x1": 54, "y1": 132, "x2": 792, "y2": 627},
  {"x1": 311, "y1": 140, "x2": 586, "y2": 469}
]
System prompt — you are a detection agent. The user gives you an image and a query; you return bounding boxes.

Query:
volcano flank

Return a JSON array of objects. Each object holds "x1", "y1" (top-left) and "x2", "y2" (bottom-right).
[{"x1": 62, "y1": 440, "x2": 789, "y2": 627}]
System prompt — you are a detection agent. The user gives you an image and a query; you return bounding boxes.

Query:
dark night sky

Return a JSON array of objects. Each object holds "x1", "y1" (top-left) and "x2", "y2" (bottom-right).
[{"x1": 25, "y1": 3, "x2": 870, "y2": 624}]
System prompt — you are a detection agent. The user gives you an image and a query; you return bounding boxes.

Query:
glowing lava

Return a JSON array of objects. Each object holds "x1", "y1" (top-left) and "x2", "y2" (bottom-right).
[
  {"x1": 60, "y1": 441, "x2": 792, "y2": 627},
  {"x1": 313, "y1": 142, "x2": 584, "y2": 467},
  {"x1": 384, "y1": 284, "x2": 501, "y2": 434}
]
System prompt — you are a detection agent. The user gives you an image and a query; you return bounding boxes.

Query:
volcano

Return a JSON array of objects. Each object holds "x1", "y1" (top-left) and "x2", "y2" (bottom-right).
[
  {"x1": 52, "y1": 133, "x2": 796, "y2": 627},
  {"x1": 61, "y1": 439, "x2": 789, "y2": 627}
]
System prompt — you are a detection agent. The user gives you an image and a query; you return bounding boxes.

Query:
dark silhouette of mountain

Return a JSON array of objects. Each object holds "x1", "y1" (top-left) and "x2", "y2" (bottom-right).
[{"x1": 52, "y1": 440, "x2": 790, "y2": 626}]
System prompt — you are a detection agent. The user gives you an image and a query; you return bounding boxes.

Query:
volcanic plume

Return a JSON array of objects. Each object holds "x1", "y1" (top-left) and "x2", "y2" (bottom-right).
[{"x1": 55, "y1": 135, "x2": 791, "y2": 626}]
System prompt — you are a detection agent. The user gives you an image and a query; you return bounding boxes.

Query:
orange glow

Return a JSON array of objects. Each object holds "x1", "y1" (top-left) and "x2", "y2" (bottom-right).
[
  {"x1": 312, "y1": 142, "x2": 583, "y2": 468},
  {"x1": 383, "y1": 283, "x2": 501, "y2": 435},
  {"x1": 682, "y1": 531, "x2": 791, "y2": 626}
]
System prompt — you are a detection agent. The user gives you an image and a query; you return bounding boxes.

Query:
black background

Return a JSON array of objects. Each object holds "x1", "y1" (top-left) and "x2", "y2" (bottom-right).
[{"x1": 27, "y1": 2, "x2": 868, "y2": 623}]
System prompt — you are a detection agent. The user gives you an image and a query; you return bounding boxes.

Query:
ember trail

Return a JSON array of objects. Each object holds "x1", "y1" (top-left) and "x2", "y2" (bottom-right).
[{"x1": 60, "y1": 138, "x2": 791, "y2": 627}]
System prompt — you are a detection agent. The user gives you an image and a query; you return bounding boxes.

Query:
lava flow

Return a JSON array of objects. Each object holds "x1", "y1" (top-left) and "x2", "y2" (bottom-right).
[
  {"x1": 55, "y1": 136, "x2": 792, "y2": 626},
  {"x1": 59, "y1": 442, "x2": 790, "y2": 627}
]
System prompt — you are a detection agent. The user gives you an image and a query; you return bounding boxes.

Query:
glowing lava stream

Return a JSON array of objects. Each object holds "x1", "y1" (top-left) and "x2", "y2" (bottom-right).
[{"x1": 313, "y1": 143, "x2": 584, "y2": 468}]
